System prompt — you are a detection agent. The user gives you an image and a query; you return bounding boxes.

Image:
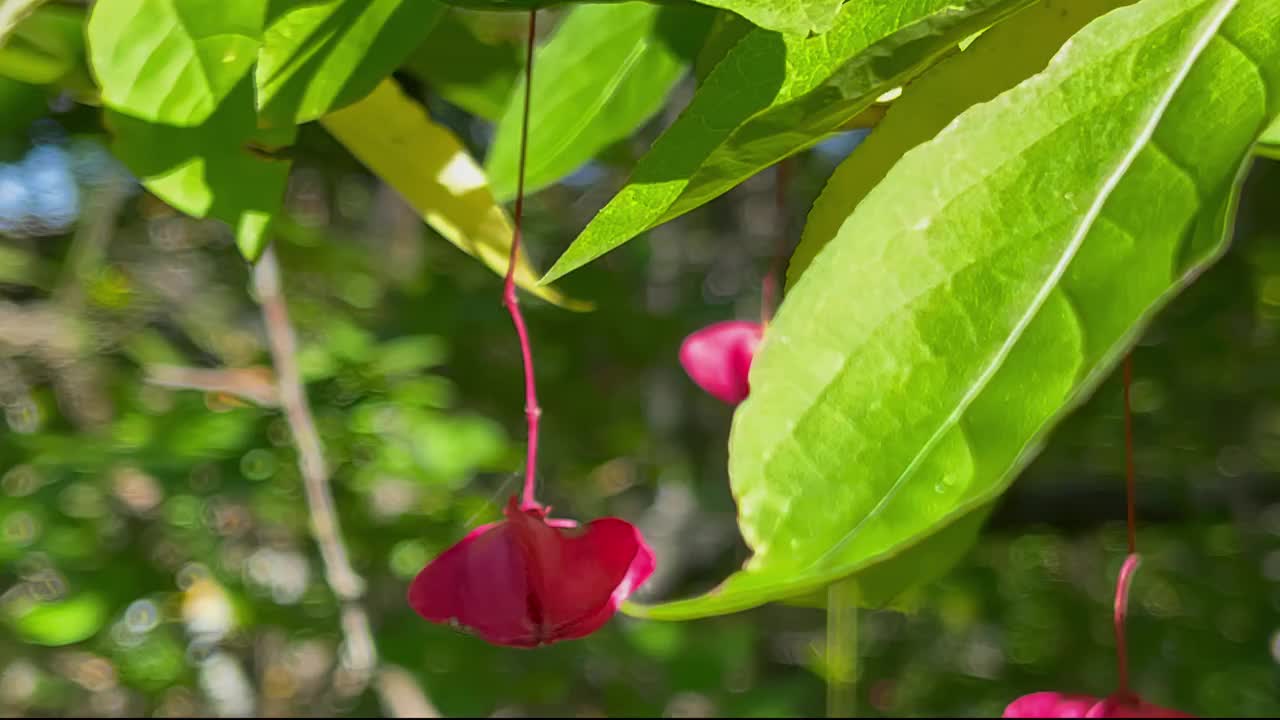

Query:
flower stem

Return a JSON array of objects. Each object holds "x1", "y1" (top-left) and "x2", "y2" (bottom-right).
[
  {"x1": 825, "y1": 577, "x2": 858, "y2": 718},
  {"x1": 1113, "y1": 354, "x2": 1139, "y2": 697},
  {"x1": 1123, "y1": 355, "x2": 1137, "y2": 555},
  {"x1": 506, "y1": 10, "x2": 542, "y2": 510},
  {"x1": 762, "y1": 159, "x2": 792, "y2": 326}
]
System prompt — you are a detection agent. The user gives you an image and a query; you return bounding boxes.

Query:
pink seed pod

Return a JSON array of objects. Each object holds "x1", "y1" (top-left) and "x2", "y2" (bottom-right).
[
  {"x1": 409, "y1": 496, "x2": 655, "y2": 648},
  {"x1": 679, "y1": 320, "x2": 764, "y2": 405}
]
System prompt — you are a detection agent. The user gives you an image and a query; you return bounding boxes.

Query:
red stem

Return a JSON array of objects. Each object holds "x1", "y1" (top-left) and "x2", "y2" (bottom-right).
[
  {"x1": 505, "y1": 10, "x2": 541, "y2": 510},
  {"x1": 1113, "y1": 553, "x2": 1140, "y2": 697},
  {"x1": 1123, "y1": 355, "x2": 1137, "y2": 555},
  {"x1": 1113, "y1": 354, "x2": 1139, "y2": 697},
  {"x1": 762, "y1": 159, "x2": 792, "y2": 325}
]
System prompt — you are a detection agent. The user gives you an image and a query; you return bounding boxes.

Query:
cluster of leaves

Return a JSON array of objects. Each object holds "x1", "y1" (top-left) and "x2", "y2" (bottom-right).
[{"x1": 1, "y1": 0, "x2": 1280, "y2": 713}]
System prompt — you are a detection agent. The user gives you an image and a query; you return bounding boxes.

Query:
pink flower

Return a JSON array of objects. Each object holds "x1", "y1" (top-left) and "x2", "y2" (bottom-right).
[
  {"x1": 1004, "y1": 692, "x2": 1193, "y2": 718},
  {"x1": 679, "y1": 320, "x2": 764, "y2": 405},
  {"x1": 408, "y1": 496, "x2": 655, "y2": 648}
]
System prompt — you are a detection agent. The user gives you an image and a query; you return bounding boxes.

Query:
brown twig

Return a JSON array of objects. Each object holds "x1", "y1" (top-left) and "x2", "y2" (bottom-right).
[{"x1": 252, "y1": 246, "x2": 373, "y2": 691}]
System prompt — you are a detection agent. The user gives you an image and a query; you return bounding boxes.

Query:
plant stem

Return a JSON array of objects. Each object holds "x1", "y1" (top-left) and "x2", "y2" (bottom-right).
[
  {"x1": 507, "y1": 9, "x2": 542, "y2": 510},
  {"x1": 253, "y1": 246, "x2": 373, "y2": 688},
  {"x1": 1113, "y1": 354, "x2": 1139, "y2": 697},
  {"x1": 825, "y1": 577, "x2": 859, "y2": 718}
]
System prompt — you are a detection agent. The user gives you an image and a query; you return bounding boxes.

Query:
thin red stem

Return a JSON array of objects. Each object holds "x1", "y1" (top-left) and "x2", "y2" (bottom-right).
[
  {"x1": 1113, "y1": 553, "x2": 1140, "y2": 697},
  {"x1": 762, "y1": 159, "x2": 792, "y2": 326},
  {"x1": 1123, "y1": 355, "x2": 1137, "y2": 555},
  {"x1": 505, "y1": 10, "x2": 541, "y2": 510}
]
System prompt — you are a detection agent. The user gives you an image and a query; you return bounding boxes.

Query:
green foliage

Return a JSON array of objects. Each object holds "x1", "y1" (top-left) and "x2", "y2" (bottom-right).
[
  {"x1": 406, "y1": 10, "x2": 526, "y2": 121},
  {"x1": 256, "y1": 0, "x2": 445, "y2": 125},
  {"x1": 541, "y1": 0, "x2": 1036, "y2": 283},
  {"x1": 632, "y1": 0, "x2": 1280, "y2": 619},
  {"x1": 438, "y1": 0, "x2": 838, "y2": 35},
  {"x1": 88, "y1": 0, "x2": 264, "y2": 126},
  {"x1": 485, "y1": 2, "x2": 712, "y2": 200}
]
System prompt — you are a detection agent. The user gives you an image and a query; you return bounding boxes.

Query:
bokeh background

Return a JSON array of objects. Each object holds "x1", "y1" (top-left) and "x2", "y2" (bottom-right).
[{"x1": 2, "y1": 8, "x2": 1280, "y2": 718}]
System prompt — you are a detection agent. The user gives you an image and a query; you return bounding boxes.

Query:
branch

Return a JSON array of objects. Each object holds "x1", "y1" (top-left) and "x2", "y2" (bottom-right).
[{"x1": 252, "y1": 246, "x2": 374, "y2": 690}]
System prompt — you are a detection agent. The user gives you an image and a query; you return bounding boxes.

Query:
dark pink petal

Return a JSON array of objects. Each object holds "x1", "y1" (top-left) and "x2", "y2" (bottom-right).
[
  {"x1": 679, "y1": 320, "x2": 763, "y2": 405},
  {"x1": 407, "y1": 520, "x2": 538, "y2": 647},
  {"x1": 408, "y1": 497, "x2": 655, "y2": 648},
  {"x1": 507, "y1": 502, "x2": 655, "y2": 642},
  {"x1": 1004, "y1": 692, "x2": 1099, "y2": 718}
]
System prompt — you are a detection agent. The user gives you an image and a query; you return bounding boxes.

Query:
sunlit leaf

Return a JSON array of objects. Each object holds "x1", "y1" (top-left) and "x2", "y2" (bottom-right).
[
  {"x1": 486, "y1": 2, "x2": 711, "y2": 200},
  {"x1": 541, "y1": 0, "x2": 1035, "y2": 284},
  {"x1": 320, "y1": 78, "x2": 587, "y2": 309},
  {"x1": 789, "y1": 0, "x2": 1138, "y2": 286},
  {"x1": 7, "y1": 592, "x2": 108, "y2": 646},
  {"x1": 255, "y1": 0, "x2": 445, "y2": 125},
  {"x1": 628, "y1": 0, "x2": 1280, "y2": 620},
  {"x1": 87, "y1": 0, "x2": 263, "y2": 126}
]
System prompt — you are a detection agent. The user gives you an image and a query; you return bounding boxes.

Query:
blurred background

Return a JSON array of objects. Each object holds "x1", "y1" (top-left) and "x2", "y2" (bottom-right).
[{"x1": 2, "y1": 7, "x2": 1280, "y2": 719}]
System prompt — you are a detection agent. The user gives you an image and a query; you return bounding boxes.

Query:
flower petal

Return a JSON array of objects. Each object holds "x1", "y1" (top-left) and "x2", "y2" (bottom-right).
[
  {"x1": 1005, "y1": 692, "x2": 1099, "y2": 718},
  {"x1": 679, "y1": 320, "x2": 763, "y2": 405},
  {"x1": 407, "y1": 520, "x2": 539, "y2": 647}
]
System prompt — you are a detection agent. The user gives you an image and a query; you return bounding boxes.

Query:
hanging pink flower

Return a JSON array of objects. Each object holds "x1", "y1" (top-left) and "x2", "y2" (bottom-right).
[
  {"x1": 408, "y1": 496, "x2": 655, "y2": 648},
  {"x1": 1003, "y1": 691, "x2": 1193, "y2": 718},
  {"x1": 680, "y1": 320, "x2": 764, "y2": 405}
]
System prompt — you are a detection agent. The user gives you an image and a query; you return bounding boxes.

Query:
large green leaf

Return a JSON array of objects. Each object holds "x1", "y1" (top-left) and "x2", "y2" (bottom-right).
[
  {"x1": 6, "y1": 592, "x2": 107, "y2": 646},
  {"x1": 405, "y1": 10, "x2": 525, "y2": 121},
  {"x1": 255, "y1": 0, "x2": 445, "y2": 125},
  {"x1": 107, "y1": 79, "x2": 295, "y2": 262},
  {"x1": 789, "y1": 0, "x2": 1139, "y2": 287},
  {"x1": 320, "y1": 79, "x2": 586, "y2": 309},
  {"x1": 486, "y1": 2, "x2": 711, "y2": 200},
  {"x1": 438, "y1": 0, "x2": 838, "y2": 35},
  {"x1": 540, "y1": 0, "x2": 1036, "y2": 284},
  {"x1": 87, "y1": 0, "x2": 264, "y2": 126},
  {"x1": 0, "y1": 0, "x2": 47, "y2": 49},
  {"x1": 628, "y1": 0, "x2": 1280, "y2": 620}
]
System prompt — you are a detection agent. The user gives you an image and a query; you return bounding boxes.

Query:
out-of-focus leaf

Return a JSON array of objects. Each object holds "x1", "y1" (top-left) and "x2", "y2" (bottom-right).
[
  {"x1": 789, "y1": 0, "x2": 1138, "y2": 287},
  {"x1": 87, "y1": 0, "x2": 263, "y2": 126},
  {"x1": 0, "y1": 0, "x2": 47, "y2": 49},
  {"x1": 255, "y1": 0, "x2": 445, "y2": 125},
  {"x1": 406, "y1": 9, "x2": 524, "y2": 121},
  {"x1": 486, "y1": 2, "x2": 711, "y2": 200},
  {"x1": 320, "y1": 78, "x2": 587, "y2": 309},
  {"x1": 7, "y1": 592, "x2": 108, "y2": 646},
  {"x1": 628, "y1": 0, "x2": 1279, "y2": 620},
  {"x1": 0, "y1": 3, "x2": 83, "y2": 85},
  {"x1": 541, "y1": 0, "x2": 1035, "y2": 284},
  {"x1": 106, "y1": 80, "x2": 295, "y2": 262}
]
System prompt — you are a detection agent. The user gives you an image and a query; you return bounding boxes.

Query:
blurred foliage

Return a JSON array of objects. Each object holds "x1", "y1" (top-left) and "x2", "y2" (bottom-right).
[{"x1": 0, "y1": 8, "x2": 1279, "y2": 719}]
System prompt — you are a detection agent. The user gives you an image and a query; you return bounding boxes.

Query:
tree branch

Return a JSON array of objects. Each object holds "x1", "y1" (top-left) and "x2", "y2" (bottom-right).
[{"x1": 252, "y1": 246, "x2": 373, "y2": 690}]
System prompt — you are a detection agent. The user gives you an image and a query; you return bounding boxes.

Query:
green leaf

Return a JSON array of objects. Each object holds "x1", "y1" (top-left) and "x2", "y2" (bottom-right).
[
  {"x1": 629, "y1": 0, "x2": 1280, "y2": 620},
  {"x1": 320, "y1": 78, "x2": 587, "y2": 309},
  {"x1": 438, "y1": 0, "x2": 838, "y2": 35},
  {"x1": 486, "y1": 2, "x2": 711, "y2": 201},
  {"x1": 87, "y1": 0, "x2": 264, "y2": 126},
  {"x1": 1259, "y1": 116, "x2": 1280, "y2": 157},
  {"x1": 255, "y1": 0, "x2": 445, "y2": 125},
  {"x1": 541, "y1": 0, "x2": 1036, "y2": 284},
  {"x1": 693, "y1": 9, "x2": 752, "y2": 84},
  {"x1": 789, "y1": 0, "x2": 1139, "y2": 287},
  {"x1": 688, "y1": 0, "x2": 840, "y2": 36},
  {"x1": 0, "y1": 2, "x2": 83, "y2": 85},
  {"x1": 0, "y1": 0, "x2": 48, "y2": 49},
  {"x1": 7, "y1": 592, "x2": 108, "y2": 646},
  {"x1": 405, "y1": 9, "x2": 525, "y2": 121},
  {"x1": 107, "y1": 79, "x2": 295, "y2": 262}
]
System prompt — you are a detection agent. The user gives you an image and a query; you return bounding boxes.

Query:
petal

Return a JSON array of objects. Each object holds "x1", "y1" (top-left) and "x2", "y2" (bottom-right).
[
  {"x1": 508, "y1": 506, "x2": 655, "y2": 643},
  {"x1": 679, "y1": 321, "x2": 763, "y2": 405},
  {"x1": 1005, "y1": 692, "x2": 1100, "y2": 718},
  {"x1": 407, "y1": 520, "x2": 539, "y2": 647}
]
